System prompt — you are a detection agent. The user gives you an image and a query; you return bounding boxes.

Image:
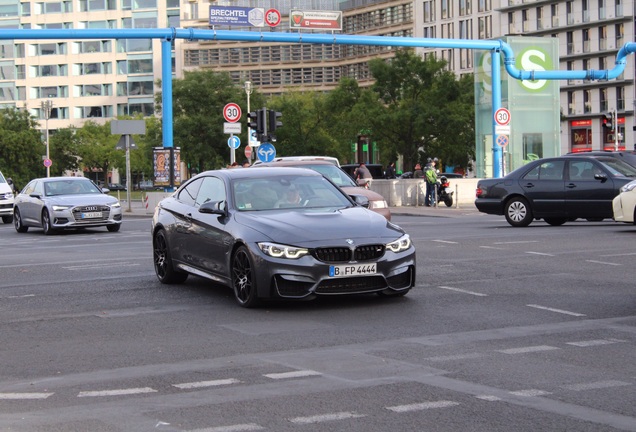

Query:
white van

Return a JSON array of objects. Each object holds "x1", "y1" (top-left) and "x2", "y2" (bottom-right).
[{"x1": 0, "y1": 169, "x2": 15, "y2": 223}]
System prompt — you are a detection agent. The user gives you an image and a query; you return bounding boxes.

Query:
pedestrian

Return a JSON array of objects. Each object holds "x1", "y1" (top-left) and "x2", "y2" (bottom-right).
[
  {"x1": 354, "y1": 162, "x2": 373, "y2": 187},
  {"x1": 425, "y1": 159, "x2": 438, "y2": 206},
  {"x1": 385, "y1": 162, "x2": 396, "y2": 179},
  {"x1": 413, "y1": 163, "x2": 424, "y2": 179}
]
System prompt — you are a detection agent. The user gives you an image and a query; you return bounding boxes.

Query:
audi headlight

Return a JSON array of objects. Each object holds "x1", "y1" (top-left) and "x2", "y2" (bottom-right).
[
  {"x1": 258, "y1": 242, "x2": 309, "y2": 259},
  {"x1": 386, "y1": 234, "x2": 411, "y2": 253},
  {"x1": 111, "y1": 202, "x2": 121, "y2": 208},
  {"x1": 52, "y1": 205, "x2": 71, "y2": 211},
  {"x1": 620, "y1": 181, "x2": 636, "y2": 193}
]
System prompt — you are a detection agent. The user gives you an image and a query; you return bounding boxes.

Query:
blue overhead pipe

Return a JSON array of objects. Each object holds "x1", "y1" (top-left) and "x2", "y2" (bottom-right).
[{"x1": 2, "y1": 28, "x2": 636, "y2": 177}]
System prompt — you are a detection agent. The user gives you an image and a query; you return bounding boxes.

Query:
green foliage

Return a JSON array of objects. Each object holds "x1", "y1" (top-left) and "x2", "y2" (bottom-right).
[
  {"x1": 0, "y1": 108, "x2": 44, "y2": 188},
  {"x1": 75, "y1": 120, "x2": 122, "y2": 183},
  {"x1": 49, "y1": 127, "x2": 81, "y2": 176}
]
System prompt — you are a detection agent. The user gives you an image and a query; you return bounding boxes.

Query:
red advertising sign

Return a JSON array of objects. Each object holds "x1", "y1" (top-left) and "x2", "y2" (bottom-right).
[{"x1": 289, "y1": 10, "x2": 343, "y2": 30}]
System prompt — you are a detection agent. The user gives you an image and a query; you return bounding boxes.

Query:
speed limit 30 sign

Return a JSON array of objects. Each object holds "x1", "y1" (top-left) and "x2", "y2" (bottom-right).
[
  {"x1": 494, "y1": 108, "x2": 511, "y2": 126},
  {"x1": 223, "y1": 103, "x2": 242, "y2": 123}
]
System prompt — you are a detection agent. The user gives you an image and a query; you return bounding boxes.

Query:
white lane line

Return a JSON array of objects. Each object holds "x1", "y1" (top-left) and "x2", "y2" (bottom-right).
[
  {"x1": 493, "y1": 241, "x2": 538, "y2": 244},
  {"x1": 562, "y1": 381, "x2": 631, "y2": 391},
  {"x1": 600, "y1": 252, "x2": 636, "y2": 257},
  {"x1": 527, "y1": 304, "x2": 586, "y2": 317},
  {"x1": 173, "y1": 378, "x2": 240, "y2": 389},
  {"x1": 510, "y1": 389, "x2": 552, "y2": 397},
  {"x1": 190, "y1": 424, "x2": 265, "y2": 432},
  {"x1": 289, "y1": 412, "x2": 365, "y2": 424},
  {"x1": 566, "y1": 338, "x2": 626, "y2": 347},
  {"x1": 585, "y1": 260, "x2": 621, "y2": 266},
  {"x1": 475, "y1": 395, "x2": 502, "y2": 401},
  {"x1": 438, "y1": 286, "x2": 488, "y2": 297},
  {"x1": 264, "y1": 370, "x2": 321, "y2": 380},
  {"x1": 432, "y1": 239, "x2": 459, "y2": 244},
  {"x1": 386, "y1": 401, "x2": 459, "y2": 412},
  {"x1": 0, "y1": 392, "x2": 54, "y2": 400},
  {"x1": 64, "y1": 263, "x2": 141, "y2": 270},
  {"x1": 77, "y1": 387, "x2": 157, "y2": 397},
  {"x1": 525, "y1": 251, "x2": 555, "y2": 256},
  {"x1": 424, "y1": 353, "x2": 484, "y2": 362},
  {"x1": 498, "y1": 345, "x2": 560, "y2": 355},
  {"x1": 479, "y1": 246, "x2": 506, "y2": 249},
  {"x1": 6, "y1": 294, "x2": 35, "y2": 299}
]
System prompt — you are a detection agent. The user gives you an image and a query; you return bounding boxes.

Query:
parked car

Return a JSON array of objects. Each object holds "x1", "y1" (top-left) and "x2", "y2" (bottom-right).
[
  {"x1": 252, "y1": 155, "x2": 340, "y2": 166},
  {"x1": 566, "y1": 150, "x2": 636, "y2": 169},
  {"x1": 254, "y1": 160, "x2": 391, "y2": 220},
  {"x1": 151, "y1": 167, "x2": 415, "y2": 307},
  {"x1": 13, "y1": 177, "x2": 122, "y2": 234},
  {"x1": 0, "y1": 169, "x2": 14, "y2": 224},
  {"x1": 612, "y1": 179, "x2": 636, "y2": 224},
  {"x1": 108, "y1": 183, "x2": 127, "y2": 191},
  {"x1": 475, "y1": 155, "x2": 636, "y2": 227},
  {"x1": 341, "y1": 163, "x2": 385, "y2": 180}
]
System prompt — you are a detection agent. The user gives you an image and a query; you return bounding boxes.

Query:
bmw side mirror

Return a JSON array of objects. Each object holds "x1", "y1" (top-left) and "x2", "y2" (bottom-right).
[
  {"x1": 349, "y1": 194, "x2": 370, "y2": 208},
  {"x1": 594, "y1": 173, "x2": 608, "y2": 182},
  {"x1": 199, "y1": 200, "x2": 228, "y2": 216}
]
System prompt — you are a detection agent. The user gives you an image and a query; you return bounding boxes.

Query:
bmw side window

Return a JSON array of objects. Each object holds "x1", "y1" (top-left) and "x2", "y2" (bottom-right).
[
  {"x1": 178, "y1": 178, "x2": 203, "y2": 206},
  {"x1": 194, "y1": 177, "x2": 225, "y2": 207}
]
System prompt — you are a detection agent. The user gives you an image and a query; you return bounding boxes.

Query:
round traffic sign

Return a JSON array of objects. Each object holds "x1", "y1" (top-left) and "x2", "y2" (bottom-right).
[
  {"x1": 245, "y1": 146, "x2": 252, "y2": 159},
  {"x1": 494, "y1": 108, "x2": 511, "y2": 126},
  {"x1": 257, "y1": 143, "x2": 276, "y2": 163},
  {"x1": 227, "y1": 136, "x2": 240, "y2": 149},
  {"x1": 265, "y1": 8, "x2": 281, "y2": 27},
  {"x1": 43, "y1": 158, "x2": 52, "y2": 168},
  {"x1": 223, "y1": 103, "x2": 242, "y2": 123},
  {"x1": 496, "y1": 135, "x2": 509, "y2": 147}
]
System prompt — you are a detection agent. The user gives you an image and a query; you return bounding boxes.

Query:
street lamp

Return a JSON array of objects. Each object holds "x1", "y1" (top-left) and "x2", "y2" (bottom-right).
[
  {"x1": 41, "y1": 100, "x2": 53, "y2": 177},
  {"x1": 244, "y1": 81, "x2": 252, "y2": 162}
]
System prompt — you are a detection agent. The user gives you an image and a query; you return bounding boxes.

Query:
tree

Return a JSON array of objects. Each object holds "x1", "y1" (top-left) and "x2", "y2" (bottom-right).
[
  {"x1": 49, "y1": 127, "x2": 81, "y2": 176},
  {"x1": 75, "y1": 121, "x2": 122, "y2": 185},
  {"x1": 0, "y1": 108, "x2": 44, "y2": 189},
  {"x1": 155, "y1": 70, "x2": 265, "y2": 171}
]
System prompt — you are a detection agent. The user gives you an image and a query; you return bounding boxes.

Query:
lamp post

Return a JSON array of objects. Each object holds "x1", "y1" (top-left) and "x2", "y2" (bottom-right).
[
  {"x1": 244, "y1": 81, "x2": 252, "y2": 162},
  {"x1": 41, "y1": 100, "x2": 53, "y2": 177}
]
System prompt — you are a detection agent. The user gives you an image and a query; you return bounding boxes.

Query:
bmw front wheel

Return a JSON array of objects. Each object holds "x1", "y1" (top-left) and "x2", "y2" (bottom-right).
[
  {"x1": 232, "y1": 246, "x2": 260, "y2": 308},
  {"x1": 153, "y1": 229, "x2": 188, "y2": 284}
]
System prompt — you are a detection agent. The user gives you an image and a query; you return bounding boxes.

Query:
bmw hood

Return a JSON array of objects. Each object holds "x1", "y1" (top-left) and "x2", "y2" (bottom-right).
[{"x1": 235, "y1": 207, "x2": 403, "y2": 244}]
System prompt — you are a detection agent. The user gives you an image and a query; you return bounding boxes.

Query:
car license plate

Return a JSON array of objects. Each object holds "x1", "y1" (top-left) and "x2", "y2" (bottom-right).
[
  {"x1": 81, "y1": 212, "x2": 102, "y2": 219},
  {"x1": 329, "y1": 263, "x2": 377, "y2": 277}
]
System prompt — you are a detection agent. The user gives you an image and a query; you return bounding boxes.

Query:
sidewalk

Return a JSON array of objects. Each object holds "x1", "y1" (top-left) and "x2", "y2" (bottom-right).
[{"x1": 120, "y1": 199, "x2": 480, "y2": 219}]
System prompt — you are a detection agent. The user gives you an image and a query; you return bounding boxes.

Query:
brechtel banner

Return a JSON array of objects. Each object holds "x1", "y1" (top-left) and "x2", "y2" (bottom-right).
[{"x1": 209, "y1": 6, "x2": 265, "y2": 27}]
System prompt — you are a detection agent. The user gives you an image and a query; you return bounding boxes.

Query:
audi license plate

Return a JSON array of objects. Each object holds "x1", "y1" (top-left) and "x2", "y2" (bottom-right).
[
  {"x1": 329, "y1": 263, "x2": 377, "y2": 277},
  {"x1": 81, "y1": 212, "x2": 102, "y2": 219}
]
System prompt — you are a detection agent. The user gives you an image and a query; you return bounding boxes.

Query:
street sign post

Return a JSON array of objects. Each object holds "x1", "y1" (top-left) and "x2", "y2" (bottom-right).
[
  {"x1": 228, "y1": 136, "x2": 240, "y2": 149},
  {"x1": 265, "y1": 9, "x2": 281, "y2": 27},
  {"x1": 494, "y1": 108, "x2": 511, "y2": 126},
  {"x1": 257, "y1": 143, "x2": 276, "y2": 162},
  {"x1": 224, "y1": 122, "x2": 241, "y2": 134},
  {"x1": 223, "y1": 103, "x2": 242, "y2": 123},
  {"x1": 245, "y1": 146, "x2": 252, "y2": 159}
]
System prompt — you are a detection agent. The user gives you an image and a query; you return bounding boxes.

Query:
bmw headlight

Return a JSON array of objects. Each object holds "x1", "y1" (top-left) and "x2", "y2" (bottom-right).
[
  {"x1": 386, "y1": 234, "x2": 411, "y2": 253},
  {"x1": 620, "y1": 180, "x2": 636, "y2": 193},
  {"x1": 52, "y1": 205, "x2": 71, "y2": 211},
  {"x1": 258, "y1": 242, "x2": 309, "y2": 259}
]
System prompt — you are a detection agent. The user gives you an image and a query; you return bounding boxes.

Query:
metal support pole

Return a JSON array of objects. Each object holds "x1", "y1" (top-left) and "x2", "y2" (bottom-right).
[
  {"x1": 41, "y1": 100, "x2": 52, "y2": 178},
  {"x1": 245, "y1": 81, "x2": 252, "y2": 162},
  {"x1": 125, "y1": 135, "x2": 132, "y2": 212}
]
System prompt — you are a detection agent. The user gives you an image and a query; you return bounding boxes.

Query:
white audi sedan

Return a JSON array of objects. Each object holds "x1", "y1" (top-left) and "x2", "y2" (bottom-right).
[
  {"x1": 613, "y1": 179, "x2": 636, "y2": 224},
  {"x1": 14, "y1": 177, "x2": 122, "y2": 234}
]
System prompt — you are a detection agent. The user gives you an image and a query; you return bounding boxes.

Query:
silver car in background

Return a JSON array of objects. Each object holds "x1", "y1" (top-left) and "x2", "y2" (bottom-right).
[{"x1": 13, "y1": 177, "x2": 122, "y2": 234}]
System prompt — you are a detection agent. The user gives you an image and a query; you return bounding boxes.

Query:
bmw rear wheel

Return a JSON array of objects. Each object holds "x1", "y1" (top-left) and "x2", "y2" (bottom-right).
[
  {"x1": 14, "y1": 208, "x2": 28, "y2": 233},
  {"x1": 232, "y1": 246, "x2": 260, "y2": 308},
  {"x1": 505, "y1": 197, "x2": 533, "y2": 227},
  {"x1": 153, "y1": 229, "x2": 188, "y2": 284}
]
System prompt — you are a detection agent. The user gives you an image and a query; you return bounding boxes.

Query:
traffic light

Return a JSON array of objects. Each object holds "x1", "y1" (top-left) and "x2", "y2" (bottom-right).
[
  {"x1": 247, "y1": 111, "x2": 263, "y2": 134},
  {"x1": 268, "y1": 110, "x2": 282, "y2": 132},
  {"x1": 603, "y1": 112, "x2": 614, "y2": 130}
]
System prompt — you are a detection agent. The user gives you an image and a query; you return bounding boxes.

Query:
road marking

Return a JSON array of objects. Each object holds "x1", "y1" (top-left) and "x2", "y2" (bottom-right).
[
  {"x1": 424, "y1": 353, "x2": 484, "y2": 362},
  {"x1": 64, "y1": 263, "x2": 141, "y2": 270},
  {"x1": 289, "y1": 412, "x2": 365, "y2": 424},
  {"x1": 498, "y1": 345, "x2": 560, "y2": 354},
  {"x1": 566, "y1": 338, "x2": 626, "y2": 347},
  {"x1": 562, "y1": 381, "x2": 631, "y2": 391},
  {"x1": 479, "y1": 246, "x2": 506, "y2": 249},
  {"x1": 77, "y1": 387, "x2": 157, "y2": 397},
  {"x1": 510, "y1": 389, "x2": 552, "y2": 397},
  {"x1": 527, "y1": 304, "x2": 586, "y2": 317},
  {"x1": 6, "y1": 294, "x2": 35, "y2": 299},
  {"x1": 0, "y1": 392, "x2": 53, "y2": 400},
  {"x1": 493, "y1": 241, "x2": 538, "y2": 244},
  {"x1": 386, "y1": 401, "x2": 459, "y2": 412},
  {"x1": 525, "y1": 251, "x2": 555, "y2": 256},
  {"x1": 432, "y1": 239, "x2": 459, "y2": 244},
  {"x1": 599, "y1": 252, "x2": 636, "y2": 257},
  {"x1": 475, "y1": 395, "x2": 502, "y2": 401},
  {"x1": 585, "y1": 260, "x2": 621, "y2": 266},
  {"x1": 264, "y1": 370, "x2": 321, "y2": 379},
  {"x1": 173, "y1": 378, "x2": 240, "y2": 389},
  {"x1": 190, "y1": 424, "x2": 264, "y2": 432},
  {"x1": 438, "y1": 286, "x2": 488, "y2": 297}
]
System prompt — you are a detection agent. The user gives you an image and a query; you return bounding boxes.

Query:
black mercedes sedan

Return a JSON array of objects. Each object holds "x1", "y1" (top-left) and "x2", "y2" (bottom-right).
[
  {"x1": 151, "y1": 167, "x2": 416, "y2": 307},
  {"x1": 475, "y1": 155, "x2": 636, "y2": 227}
]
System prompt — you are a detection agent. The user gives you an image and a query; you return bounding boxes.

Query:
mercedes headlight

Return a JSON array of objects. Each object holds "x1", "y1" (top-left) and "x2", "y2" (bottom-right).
[
  {"x1": 258, "y1": 242, "x2": 309, "y2": 259},
  {"x1": 386, "y1": 234, "x2": 411, "y2": 253}
]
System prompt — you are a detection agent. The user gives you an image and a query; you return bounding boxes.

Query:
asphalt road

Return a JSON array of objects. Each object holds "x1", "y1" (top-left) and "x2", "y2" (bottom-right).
[{"x1": 0, "y1": 214, "x2": 635, "y2": 432}]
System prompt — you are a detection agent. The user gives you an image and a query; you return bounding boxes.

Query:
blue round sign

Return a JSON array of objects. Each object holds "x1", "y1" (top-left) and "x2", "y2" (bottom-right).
[
  {"x1": 227, "y1": 136, "x2": 240, "y2": 149},
  {"x1": 257, "y1": 143, "x2": 276, "y2": 163}
]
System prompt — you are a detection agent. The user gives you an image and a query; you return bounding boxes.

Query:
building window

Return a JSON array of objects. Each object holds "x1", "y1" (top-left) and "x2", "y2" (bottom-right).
[
  {"x1": 599, "y1": 0, "x2": 605, "y2": 19},
  {"x1": 566, "y1": 1, "x2": 573, "y2": 25},
  {"x1": 615, "y1": 23, "x2": 624, "y2": 48},
  {"x1": 551, "y1": 4, "x2": 558, "y2": 27},
  {"x1": 617, "y1": 86, "x2": 624, "y2": 111},
  {"x1": 566, "y1": 32, "x2": 574, "y2": 55},
  {"x1": 582, "y1": 0, "x2": 589, "y2": 22},
  {"x1": 568, "y1": 91, "x2": 575, "y2": 115},
  {"x1": 599, "y1": 26, "x2": 607, "y2": 50},
  {"x1": 582, "y1": 29, "x2": 590, "y2": 53},
  {"x1": 583, "y1": 89, "x2": 592, "y2": 113},
  {"x1": 615, "y1": 0, "x2": 623, "y2": 17},
  {"x1": 600, "y1": 88, "x2": 608, "y2": 112},
  {"x1": 423, "y1": 0, "x2": 434, "y2": 23},
  {"x1": 536, "y1": 7, "x2": 543, "y2": 30}
]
